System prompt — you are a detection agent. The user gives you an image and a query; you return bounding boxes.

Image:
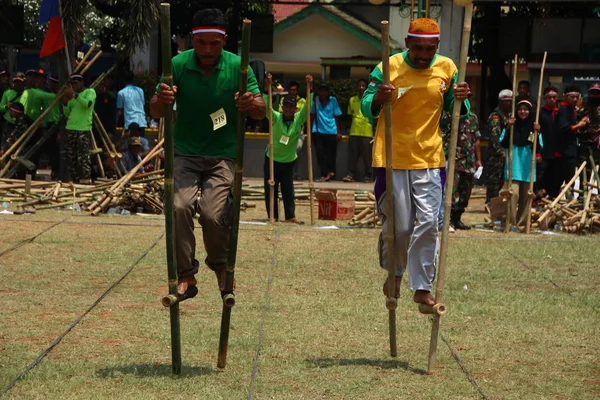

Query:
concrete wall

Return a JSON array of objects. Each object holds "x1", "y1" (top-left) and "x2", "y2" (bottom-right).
[{"x1": 253, "y1": 14, "x2": 381, "y2": 64}]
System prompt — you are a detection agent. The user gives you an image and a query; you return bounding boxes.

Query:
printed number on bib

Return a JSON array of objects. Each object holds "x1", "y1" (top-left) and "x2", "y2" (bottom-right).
[
  {"x1": 210, "y1": 108, "x2": 227, "y2": 131},
  {"x1": 279, "y1": 135, "x2": 290, "y2": 145}
]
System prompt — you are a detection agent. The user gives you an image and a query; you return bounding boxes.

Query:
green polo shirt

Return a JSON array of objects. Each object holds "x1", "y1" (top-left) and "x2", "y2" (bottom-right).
[
  {"x1": 266, "y1": 99, "x2": 307, "y2": 163},
  {"x1": 64, "y1": 88, "x2": 96, "y2": 131},
  {"x1": 171, "y1": 49, "x2": 260, "y2": 158},
  {"x1": 42, "y1": 92, "x2": 61, "y2": 127},
  {"x1": 1, "y1": 89, "x2": 23, "y2": 124},
  {"x1": 21, "y1": 87, "x2": 55, "y2": 121}
]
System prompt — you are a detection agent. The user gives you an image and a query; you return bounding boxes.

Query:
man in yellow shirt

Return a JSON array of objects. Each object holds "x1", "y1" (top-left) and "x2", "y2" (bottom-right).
[
  {"x1": 343, "y1": 79, "x2": 374, "y2": 182},
  {"x1": 361, "y1": 18, "x2": 470, "y2": 307}
]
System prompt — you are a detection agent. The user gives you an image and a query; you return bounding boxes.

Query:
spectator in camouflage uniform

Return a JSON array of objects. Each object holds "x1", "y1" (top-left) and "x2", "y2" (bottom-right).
[
  {"x1": 62, "y1": 73, "x2": 96, "y2": 184},
  {"x1": 441, "y1": 102, "x2": 482, "y2": 230},
  {"x1": 485, "y1": 89, "x2": 512, "y2": 204},
  {"x1": 576, "y1": 83, "x2": 600, "y2": 177}
]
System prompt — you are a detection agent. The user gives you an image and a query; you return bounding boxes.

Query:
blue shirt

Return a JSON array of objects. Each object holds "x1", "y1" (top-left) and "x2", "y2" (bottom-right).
[
  {"x1": 311, "y1": 96, "x2": 342, "y2": 134},
  {"x1": 123, "y1": 136, "x2": 150, "y2": 153},
  {"x1": 499, "y1": 128, "x2": 543, "y2": 182},
  {"x1": 117, "y1": 84, "x2": 147, "y2": 129}
]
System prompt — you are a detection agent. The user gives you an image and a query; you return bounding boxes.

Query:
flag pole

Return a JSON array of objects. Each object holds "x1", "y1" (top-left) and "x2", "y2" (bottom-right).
[{"x1": 57, "y1": 0, "x2": 73, "y2": 74}]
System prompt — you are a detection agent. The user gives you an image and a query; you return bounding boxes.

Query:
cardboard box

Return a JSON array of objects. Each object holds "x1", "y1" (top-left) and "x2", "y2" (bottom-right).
[{"x1": 317, "y1": 190, "x2": 355, "y2": 221}]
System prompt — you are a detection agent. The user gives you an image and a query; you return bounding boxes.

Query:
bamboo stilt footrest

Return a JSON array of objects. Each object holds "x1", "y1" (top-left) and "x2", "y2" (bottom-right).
[{"x1": 418, "y1": 303, "x2": 447, "y2": 316}]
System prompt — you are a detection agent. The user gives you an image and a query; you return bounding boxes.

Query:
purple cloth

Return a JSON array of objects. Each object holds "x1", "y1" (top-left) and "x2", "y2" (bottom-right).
[
  {"x1": 440, "y1": 167, "x2": 446, "y2": 193},
  {"x1": 374, "y1": 168, "x2": 386, "y2": 201}
]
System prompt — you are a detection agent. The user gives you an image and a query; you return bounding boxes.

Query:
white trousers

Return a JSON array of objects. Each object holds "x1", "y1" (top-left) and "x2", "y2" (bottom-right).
[{"x1": 377, "y1": 169, "x2": 442, "y2": 291}]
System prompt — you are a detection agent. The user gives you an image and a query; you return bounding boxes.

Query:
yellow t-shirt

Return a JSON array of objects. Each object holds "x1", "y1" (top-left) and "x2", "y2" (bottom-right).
[
  {"x1": 348, "y1": 95, "x2": 373, "y2": 137},
  {"x1": 362, "y1": 52, "x2": 463, "y2": 170}
]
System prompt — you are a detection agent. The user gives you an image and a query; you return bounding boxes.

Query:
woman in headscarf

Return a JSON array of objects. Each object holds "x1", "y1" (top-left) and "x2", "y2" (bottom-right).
[{"x1": 500, "y1": 100, "x2": 542, "y2": 228}]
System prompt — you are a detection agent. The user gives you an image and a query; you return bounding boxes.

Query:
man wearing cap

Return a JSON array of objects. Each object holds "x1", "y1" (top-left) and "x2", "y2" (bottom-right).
[
  {"x1": 576, "y1": 83, "x2": 600, "y2": 179},
  {"x1": 121, "y1": 136, "x2": 145, "y2": 174},
  {"x1": 263, "y1": 73, "x2": 312, "y2": 223},
  {"x1": 24, "y1": 69, "x2": 37, "y2": 90},
  {"x1": 538, "y1": 86, "x2": 560, "y2": 198},
  {"x1": 484, "y1": 89, "x2": 512, "y2": 205},
  {"x1": 62, "y1": 73, "x2": 96, "y2": 184},
  {"x1": 150, "y1": 8, "x2": 265, "y2": 296},
  {"x1": 361, "y1": 18, "x2": 470, "y2": 306},
  {"x1": 1, "y1": 102, "x2": 32, "y2": 177},
  {"x1": 440, "y1": 99, "x2": 482, "y2": 230},
  {"x1": 311, "y1": 82, "x2": 343, "y2": 182},
  {"x1": 0, "y1": 72, "x2": 26, "y2": 139},
  {"x1": 278, "y1": 80, "x2": 306, "y2": 113},
  {"x1": 118, "y1": 122, "x2": 150, "y2": 157},
  {"x1": 117, "y1": 70, "x2": 147, "y2": 134},
  {"x1": 556, "y1": 85, "x2": 589, "y2": 192}
]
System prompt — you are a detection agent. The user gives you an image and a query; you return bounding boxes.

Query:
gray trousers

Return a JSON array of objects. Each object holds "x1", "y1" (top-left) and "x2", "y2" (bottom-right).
[
  {"x1": 174, "y1": 153, "x2": 234, "y2": 278},
  {"x1": 377, "y1": 169, "x2": 442, "y2": 292}
]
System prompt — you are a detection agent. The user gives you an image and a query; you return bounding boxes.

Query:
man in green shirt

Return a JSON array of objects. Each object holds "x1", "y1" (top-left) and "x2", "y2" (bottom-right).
[
  {"x1": 0, "y1": 72, "x2": 25, "y2": 137},
  {"x1": 264, "y1": 73, "x2": 312, "y2": 224},
  {"x1": 278, "y1": 80, "x2": 306, "y2": 113},
  {"x1": 62, "y1": 73, "x2": 96, "y2": 184},
  {"x1": 343, "y1": 78, "x2": 373, "y2": 183},
  {"x1": 42, "y1": 76, "x2": 61, "y2": 179},
  {"x1": 150, "y1": 8, "x2": 266, "y2": 296}
]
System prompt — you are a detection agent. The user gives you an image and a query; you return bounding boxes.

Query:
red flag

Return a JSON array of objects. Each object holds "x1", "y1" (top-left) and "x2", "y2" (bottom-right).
[{"x1": 40, "y1": 15, "x2": 65, "y2": 58}]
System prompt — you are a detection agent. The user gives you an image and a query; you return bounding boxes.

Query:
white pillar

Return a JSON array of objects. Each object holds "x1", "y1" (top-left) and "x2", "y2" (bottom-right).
[{"x1": 439, "y1": 0, "x2": 465, "y2": 64}]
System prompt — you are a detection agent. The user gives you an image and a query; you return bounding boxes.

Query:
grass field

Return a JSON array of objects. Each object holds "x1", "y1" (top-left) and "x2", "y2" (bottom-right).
[{"x1": 0, "y1": 191, "x2": 598, "y2": 399}]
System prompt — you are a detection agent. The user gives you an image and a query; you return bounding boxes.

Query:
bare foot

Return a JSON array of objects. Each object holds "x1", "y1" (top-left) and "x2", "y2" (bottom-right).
[
  {"x1": 413, "y1": 290, "x2": 437, "y2": 307},
  {"x1": 383, "y1": 276, "x2": 402, "y2": 298},
  {"x1": 178, "y1": 275, "x2": 197, "y2": 295}
]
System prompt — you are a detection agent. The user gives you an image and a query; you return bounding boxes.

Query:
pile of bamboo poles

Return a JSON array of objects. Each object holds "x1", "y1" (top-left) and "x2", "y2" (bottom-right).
[
  {"x1": 0, "y1": 171, "x2": 165, "y2": 214},
  {"x1": 535, "y1": 159, "x2": 600, "y2": 233}
]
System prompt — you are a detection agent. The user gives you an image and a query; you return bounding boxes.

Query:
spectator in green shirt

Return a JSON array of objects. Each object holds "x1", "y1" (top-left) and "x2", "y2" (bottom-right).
[
  {"x1": 62, "y1": 73, "x2": 96, "y2": 184},
  {"x1": 278, "y1": 80, "x2": 306, "y2": 113},
  {"x1": 150, "y1": 8, "x2": 266, "y2": 296},
  {"x1": 343, "y1": 79, "x2": 374, "y2": 183},
  {"x1": 1, "y1": 73, "x2": 25, "y2": 136},
  {"x1": 264, "y1": 73, "x2": 312, "y2": 224},
  {"x1": 42, "y1": 76, "x2": 61, "y2": 179}
]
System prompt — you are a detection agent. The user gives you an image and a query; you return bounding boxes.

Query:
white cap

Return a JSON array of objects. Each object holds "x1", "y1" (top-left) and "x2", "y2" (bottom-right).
[{"x1": 498, "y1": 89, "x2": 513, "y2": 100}]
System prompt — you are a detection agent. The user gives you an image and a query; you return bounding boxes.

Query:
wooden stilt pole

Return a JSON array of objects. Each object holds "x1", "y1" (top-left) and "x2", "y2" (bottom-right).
[
  {"x1": 217, "y1": 19, "x2": 252, "y2": 370},
  {"x1": 525, "y1": 51, "x2": 547, "y2": 234},
  {"x1": 427, "y1": 1, "x2": 473, "y2": 374},
  {"x1": 159, "y1": 3, "x2": 181, "y2": 375},
  {"x1": 380, "y1": 20, "x2": 397, "y2": 358},
  {"x1": 505, "y1": 54, "x2": 519, "y2": 233},
  {"x1": 268, "y1": 83, "x2": 275, "y2": 223},
  {"x1": 306, "y1": 83, "x2": 315, "y2": 225},
  {"x1": 153, "y1": 119, "x2": 165, "y2": 172},
  {"x1": 89, "y1": 131, "x2": 106, "y2": 178}
]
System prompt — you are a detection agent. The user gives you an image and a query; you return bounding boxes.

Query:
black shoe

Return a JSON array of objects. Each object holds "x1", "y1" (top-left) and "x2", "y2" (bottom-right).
[{"x1": 453, "y1": 219, "x2": 471, "y2": 230}]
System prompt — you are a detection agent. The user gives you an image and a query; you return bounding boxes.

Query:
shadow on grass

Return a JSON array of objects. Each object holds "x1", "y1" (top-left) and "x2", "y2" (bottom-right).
[
  {"x1": 305, "y1": 358, "x2": 427, "y2": 375},
  {"x1": 96, "y1": 363, "x2": 216, "y2": 378}
]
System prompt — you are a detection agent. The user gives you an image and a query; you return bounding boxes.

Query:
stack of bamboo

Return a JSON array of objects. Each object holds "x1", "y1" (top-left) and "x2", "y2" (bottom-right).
[
  {"x1": 348, "y1": 191, "x2": 379, "y2": 227},
  {"x1": 536, "y1": 160, "x2": 600, "y2": 233}
]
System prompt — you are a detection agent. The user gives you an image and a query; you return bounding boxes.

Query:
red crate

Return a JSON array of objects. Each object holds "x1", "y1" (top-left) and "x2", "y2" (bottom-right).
[{"x1": 317, "y1": 190, "x2": 355, "y2": 221}]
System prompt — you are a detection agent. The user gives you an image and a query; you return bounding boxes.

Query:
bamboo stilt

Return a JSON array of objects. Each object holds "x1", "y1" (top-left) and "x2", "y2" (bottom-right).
[
  {"x1": 159, "y1": 3, "x2": 181, "y2": 376},
  {"x1": 505, "y1": 54, "x2": 519, "y2": 233},
  {"x1": 380, "y1": 20, "x2": 397, "y2": 358},
  {"x1": 217, "y1": 19, "x2": 251, "y2": 370},
  {"x1": 427, "y1": 2, "x2": 473, "y2": 374},
  {"x1": 268, "y1": 82, "x2": 275, "y2": 223},
  {"x1": 306, "y1": 82, "x2": 315, "y2": 225},
  {"x1": 526, "y1": 51, "x2": 547, "y2": 234},
  {"x1": 89, "y1": 132, "x2": 106, "y2": 178}
]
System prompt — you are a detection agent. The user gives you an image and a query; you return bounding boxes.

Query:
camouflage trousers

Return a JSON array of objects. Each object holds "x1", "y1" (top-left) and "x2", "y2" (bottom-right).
[
  {"x1": 66, "y1": 130, "x2": 91, "y2": 183},
  {"x1": 451, "y1": 171, "x2": 475, "y2": 218},
  {"x1": 485, "y1": 153, "x2": 505, "y2": 203}
]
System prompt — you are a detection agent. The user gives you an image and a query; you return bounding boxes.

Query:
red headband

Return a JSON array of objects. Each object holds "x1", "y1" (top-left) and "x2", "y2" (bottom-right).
[
  {"x1": 9, "y1": 106, "x2": 23, "y2": 114},
  {"x1": 191, "y1": 26, "x2": 226, "y2": 35}
]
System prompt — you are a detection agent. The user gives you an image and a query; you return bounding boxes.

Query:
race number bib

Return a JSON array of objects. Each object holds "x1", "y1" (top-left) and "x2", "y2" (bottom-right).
[
  {"x1": 210, "y1": 108, "x2": 227, "y2": 131},
  {"x1": 279, "y1": 135, "x2": 290, "y2": 145}
]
